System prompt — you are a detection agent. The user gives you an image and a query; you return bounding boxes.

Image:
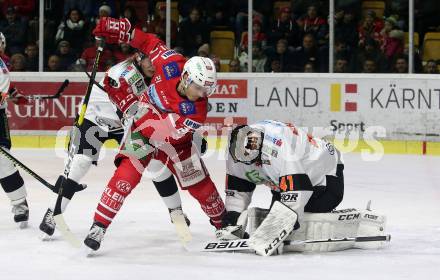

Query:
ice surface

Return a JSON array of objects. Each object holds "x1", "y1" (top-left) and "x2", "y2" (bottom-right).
[{"x1": 0, "y1": 148, "x2": 439, "y2": 280}]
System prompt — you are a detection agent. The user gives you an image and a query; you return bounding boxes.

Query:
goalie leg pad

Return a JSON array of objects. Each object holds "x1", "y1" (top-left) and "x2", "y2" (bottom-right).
[
  {"x1": 248, "y1": 208, "x2": 387, "y2": 252},
  {"x1": 249, "y1": 201, "x2": 297, "y2": 256},
  {"x1": 355, "y1": 211, "x2": 387, "y2": 249},
  {"x1": 287, "y1": 209, "x2": 387, "y2": 252}
]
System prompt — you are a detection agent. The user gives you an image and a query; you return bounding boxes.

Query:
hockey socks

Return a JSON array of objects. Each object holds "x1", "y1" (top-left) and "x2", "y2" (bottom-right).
[
  {"x1": 153, "y1": 175, "x2": 182, "y2": 210},
  {"x1": 94, "y1": 159, "x2": 142, "y2": 227},
  {"x1": 1, "y1": 171, "x2": 26, "y2": 206},
  {"x1": 187, "y1": 177, "x2": 225, "y2": 229}
]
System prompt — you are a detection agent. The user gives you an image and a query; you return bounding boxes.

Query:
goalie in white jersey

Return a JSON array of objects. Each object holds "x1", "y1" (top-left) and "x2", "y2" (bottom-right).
[
  {"x1": 39, "y1": 53, "x2": 199, "y2": 237},
  {"x1": 219, "y1": 120, "x2": 388, "y2": 256},
  {"x1": 218, "y1": 120, "x2": 344, "y2": 250}
]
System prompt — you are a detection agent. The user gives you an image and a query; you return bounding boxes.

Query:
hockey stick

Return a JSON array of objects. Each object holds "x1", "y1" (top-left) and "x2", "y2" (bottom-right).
[
  {"x1": 26, "y1": 79, "x2": 69, "y2": 100},
  {"x1": 0, "y1": 146, "x2": 55, "y2": 192},
  {"x1": 84, "y1": 71, "x2": 106, "y2": 92},
  {"x1": 189, "y1": 234, "x2": 391, "y2": 253},
  {"x1": 52, "y1": 38, "x2": 105, "y2": 248}
]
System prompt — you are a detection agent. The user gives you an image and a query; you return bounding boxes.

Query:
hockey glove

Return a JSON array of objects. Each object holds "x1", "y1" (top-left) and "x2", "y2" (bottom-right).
[
  {"x1": 103, "y1": 75, "x2": 139, "y2": 116},
  {"x1": 93, "y1": 17, "x2": 132, "y2": 44},
  {"x1": 8, "y1": 87, "x2": 28, "y2": 105}
]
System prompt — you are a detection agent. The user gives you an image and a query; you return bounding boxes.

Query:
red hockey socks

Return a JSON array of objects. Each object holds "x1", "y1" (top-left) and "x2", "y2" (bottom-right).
[
  {"x1": 187, "y1": 177, "x2": 225, "y2": 229},
  {"x1": 94, "y1": 159, "x2": 143, "y2": 227}
]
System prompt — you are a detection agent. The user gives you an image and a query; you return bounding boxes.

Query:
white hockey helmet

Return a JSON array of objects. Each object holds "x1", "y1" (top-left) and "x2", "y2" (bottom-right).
[
  {"x1": 229, "y1": 125, "x2": 264, "y2": 165},
  {"x1": 0, "y1": 32, "x2": 6, "y2": 51},
  {"x1": 181, "y1": 56, "x2": 217, "y2": 96}
]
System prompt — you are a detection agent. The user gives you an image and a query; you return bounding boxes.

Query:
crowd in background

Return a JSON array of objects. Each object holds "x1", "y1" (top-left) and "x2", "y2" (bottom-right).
[{"x1": 0, "y1": 0, "x2": 440, "y2": 74}]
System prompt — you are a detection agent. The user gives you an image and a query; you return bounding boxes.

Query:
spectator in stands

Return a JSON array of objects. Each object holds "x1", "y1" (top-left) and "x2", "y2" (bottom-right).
[
  {"x1": 354, "y1": 38, "x2": 388, "y2": 73},
  {"x1": 266, "y1": 39, "x2": 294, "y2": 72},
  {"x1": 268, "y1": 7, "x2": 300, "y2": 48},
  {"x1": 0, "y1": 33, "x2": 10, "y2": 68},
  {"x1": 210, "y1": 55, "x2": 221, "y2": 72},
  {"x1": 304, "y1": 62, "x2": 316, "y2": 72},
  {"x1": 269, "y1": 59, "x2": 282, "y2": 73},
  {"x1": 380, "y1": 16, "x2": 404, "y2": 60},
  {"x1": 292, "y1": 34, "x2": 322, "y2": 72},
  {"x1": 177, "y1": 7, "x2": 210, "y2": 57},
  {"x1": 392, "y1": 55, "x2": 408, "y2": 73},
  {"x1": 424, "y1": 60, "x2": 438, "y2": 74},
  {"x1": 206, "y1": 0, "x2": 233, "y2": 30},
  {"x1": 56, "y1": 40, "x2": 77, "y2": 71},
  {"x1": 80, "y1": 39, "x2": 113, "y2": 72},
  {"x1": 229, "y1": 58, "x2": 241, "y2": 72},
  {"x1": 252, "y1": 42, "x2": 267, "y2": 73},
  {"x1": 334, "y1": 57, "x2": 349, "y2": 73},
  {"x1": 232, "y1": 0, "x2": 264, "y2": 44},
  {"x1": 45, "y1": 54, "x2": 61, "y2": 71},
  {"x1": 358, "y1": 10, "x2": 384, "y2": 48},
  {"x1": 69, "y1": 59, "x2": 86, "y2": 72},
  {"x1": 334, "y1": 39, "x2": 352, "y2": 64},
  {"x1": 92, "y1": 1, "x2": 115, "y2": 18},
  {"x1": 240, "y1": 19, "x2": 267, "y2": 51},
  {"x1": 197, "y1": 44, "x2": 210, "y2": 58},
  {"x1": 297, "y1": 5, "x2": 327, "y2": 38},
  {"x1": 144, "y1": 4, "x2": 178, "y2": 45},
  {"x1": 24, "y1": 43, "x2": 38, "y2": 71},
  {"x1": 362, "y1": 59, "x2": 377, "y2": 73},
  {"x1": 335, "y1": 9, "x2": 358, "y2": 48},
  {"x1": 9, "y1": 53, "x2": 26, "y2": 71},
  {"x1": 63, "y1": 0, "x2": 93, "y2": 19},
  {"x1": 0, "y1": 6, "x2": 27, "y2": 54},
  {"x1": 55, "y1": 8, "x2": 87, "y2": 55},
  {"x1": 1, "y1": 0, "x2": 36, "y2": 19},
  {"x1": 113, "y1": 43, "x2": 133, "y2": 62},
  {"x1": 122, "y1": 6, "x2": 142, "y2": 30}
]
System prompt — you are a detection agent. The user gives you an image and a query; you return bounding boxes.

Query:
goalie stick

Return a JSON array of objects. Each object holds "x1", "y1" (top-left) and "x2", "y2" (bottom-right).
[
  {"x1": 26, "y1": 79, "x2": 69, "y2": 100},
  {"x1": 53, "y1": 38, "x2": 105, "y2": 248},
  {"x1": 0, "y1": 146, "x2": 55, "y2": 191},
  {"x1": 188, "y1": 234, "x2": 391, "y2": 253}
]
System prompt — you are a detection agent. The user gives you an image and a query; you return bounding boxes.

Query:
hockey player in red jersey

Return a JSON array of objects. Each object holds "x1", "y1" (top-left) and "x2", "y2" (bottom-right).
[{"x1": 84, "y1": 17, "x2": 225, "y2": 251}]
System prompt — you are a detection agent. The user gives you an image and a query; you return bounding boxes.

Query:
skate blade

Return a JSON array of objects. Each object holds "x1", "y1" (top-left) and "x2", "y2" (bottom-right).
[
  {"x1": 40, "y1": 232, "x2": 53, "y2": 241},
  {"x1": 83, "y1": 246, "x2": 96, "y2": 257},
  {"x1": 19, "y1": 221, "x2": 28, "y2": 229}
]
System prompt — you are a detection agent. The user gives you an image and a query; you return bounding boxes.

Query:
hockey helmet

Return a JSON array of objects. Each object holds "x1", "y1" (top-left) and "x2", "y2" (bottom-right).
[
  {"x1": 181, "y1": 56, "x2": 217, "y2": 96},
  {"x1": 229, "y1": 125, "x2": 264, "y2": 165}
]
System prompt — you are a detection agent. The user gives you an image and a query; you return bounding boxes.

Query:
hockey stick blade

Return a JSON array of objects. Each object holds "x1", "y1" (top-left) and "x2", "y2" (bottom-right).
[
  {"x1": 0, "y1": 147, "x2": 55, "y2": 191},
  {"x1": 53, "y1": 214, "x2": 81, "y2": 248},
  {"x1": 27, "y1": 79, "x2": 69, "y2": 100},
  {"x1": 191, "y1": 235, "x2": 391, "y2": 253}
]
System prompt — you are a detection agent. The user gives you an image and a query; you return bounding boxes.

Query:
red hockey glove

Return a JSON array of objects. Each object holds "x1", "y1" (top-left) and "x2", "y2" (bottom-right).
[
  {"x1": 8, "y1": 87, "x2": 28, "y2": 105},
  {"x1": 93, "y1": 17, "x2": 132, "y2": 44},
  {"x1": 103, "y1": 75, "x2": 139, "y2": 116}
]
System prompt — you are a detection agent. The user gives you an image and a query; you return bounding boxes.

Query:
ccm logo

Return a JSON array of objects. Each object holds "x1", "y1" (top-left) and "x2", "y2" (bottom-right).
[
  {"x1": 338, "y1": 213, "x2": 360, "y2": 220},
  {"x1": 281, "y1": 193, "x2": 298, "y2": 202},
  {"x1": 264, "y1": 229, "x2": 288, "y2": 255}
]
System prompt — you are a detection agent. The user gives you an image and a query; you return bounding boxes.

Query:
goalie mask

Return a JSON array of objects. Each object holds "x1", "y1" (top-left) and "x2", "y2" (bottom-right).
[{"x1": 229, "y1": 125, "x2": 264, "y2": 165}]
